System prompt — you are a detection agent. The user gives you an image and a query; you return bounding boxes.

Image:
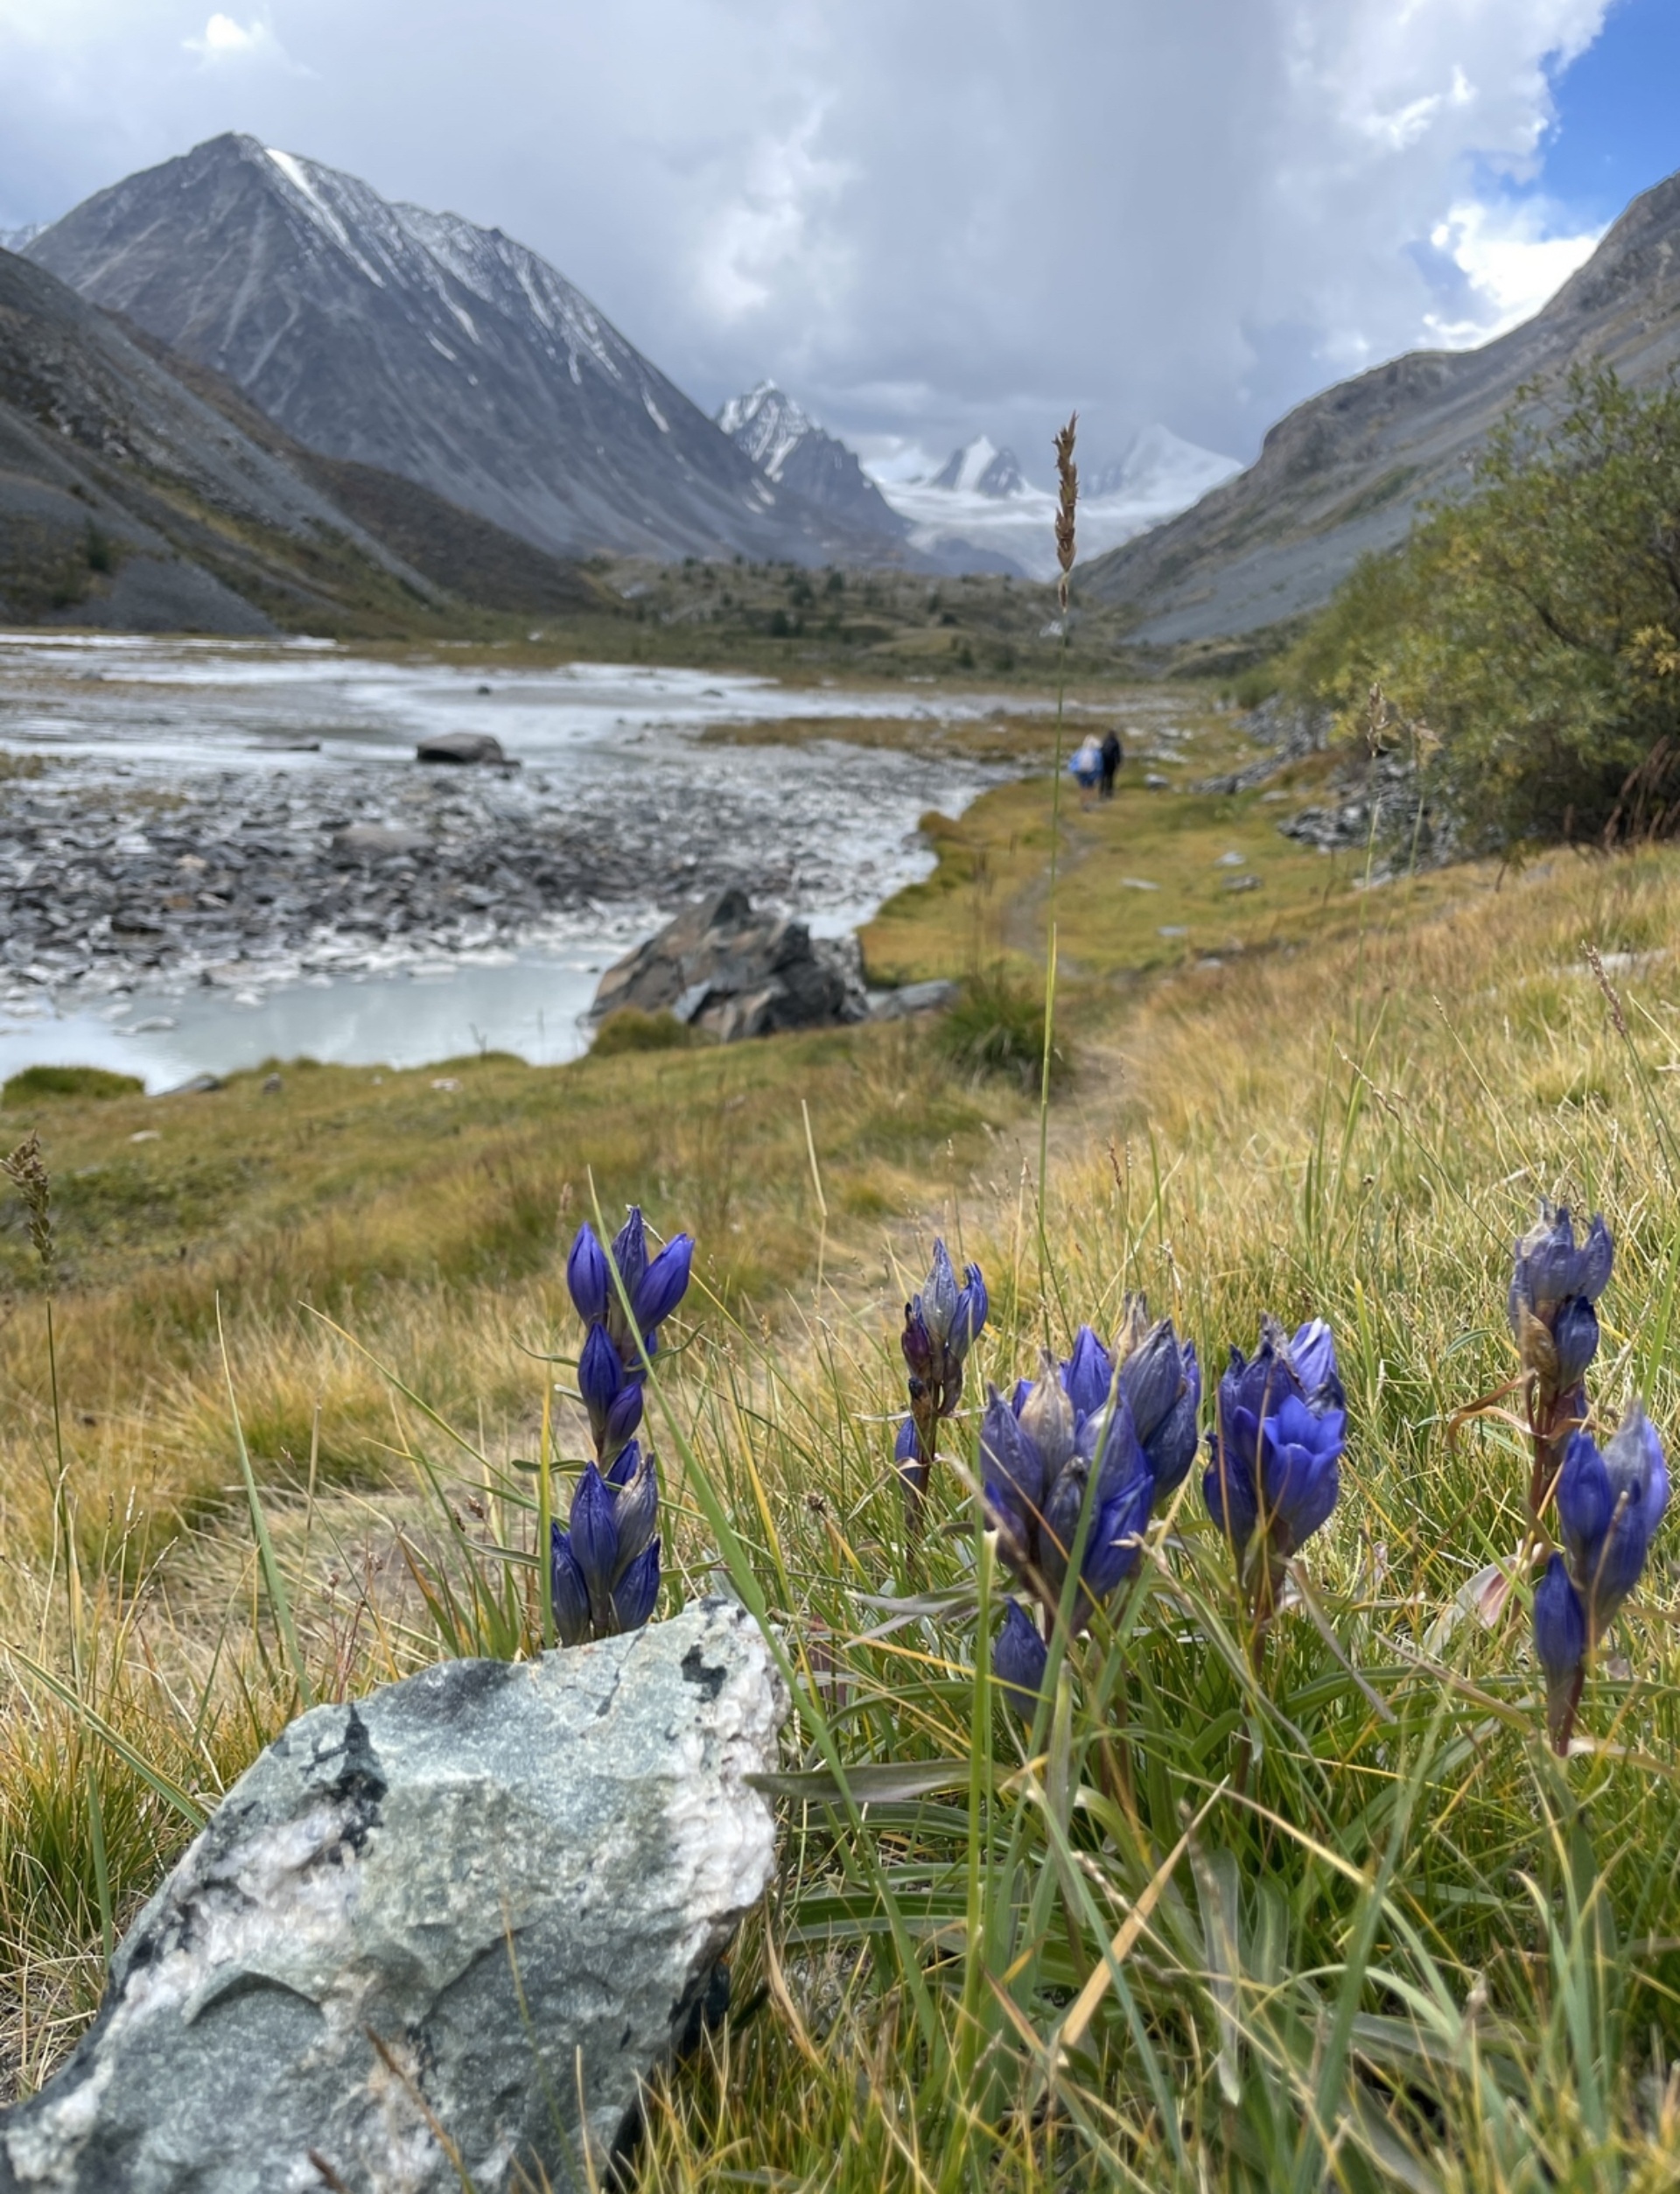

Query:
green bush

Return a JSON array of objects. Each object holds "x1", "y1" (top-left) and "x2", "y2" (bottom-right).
[
  {"x1": 1284, "y1": 366, "x2": 1680, "y2": 847},
  {"x1": 590, "y1": 1008, "x2": 702, "y2": 1057},
  {"x1": 3, "y1": 1065, "x2": 144, "y2": 1105},
  {"x1": 933, "y1": 970, "x2": 1064, "y2": 1091}
]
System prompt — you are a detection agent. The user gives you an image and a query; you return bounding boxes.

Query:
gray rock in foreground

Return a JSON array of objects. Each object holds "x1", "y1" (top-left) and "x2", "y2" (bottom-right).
[{"x1": 0, "y1": 1602, "x2": 788, "y2": 2194}]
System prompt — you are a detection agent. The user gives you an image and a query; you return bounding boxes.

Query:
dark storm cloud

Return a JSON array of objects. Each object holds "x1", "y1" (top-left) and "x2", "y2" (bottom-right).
[{"x1": 0, "y1": 1, "x2": 1614, "y2": 475}]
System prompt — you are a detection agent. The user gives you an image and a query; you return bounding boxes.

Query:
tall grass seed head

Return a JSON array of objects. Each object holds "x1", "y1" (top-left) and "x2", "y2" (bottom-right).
[
  {"x1": 1054, "y1": 411, "x2": 1078, "y2": 612},
  {"x1": 2, "y1": 1132, "x2": 54, "y2": 1281}
]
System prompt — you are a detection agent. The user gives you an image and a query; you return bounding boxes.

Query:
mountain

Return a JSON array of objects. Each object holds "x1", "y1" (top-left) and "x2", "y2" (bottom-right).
[
  {"x1": 28, "y1": 135, "x2": 887, "y2": 568},
  {"x1": 0, "y1": 246, "x2": 598, "y2": 631},
  {"x1": 717, "y1": 381, "x2": 907, "y2": 539},
  {"x1": 1085, "y1": 424, "x2": 1242, "y2": 512},
  {"x1": 878, "y1": 424, "x2": 1238, "y2": 582},
  {"x1": 929, "y1": 438, "x2": 1026, "y2": 496},
  {"x1": 0, "y1": 224, "x2": 41, "y2": 255},
  {"x1": 1081, "y1": 170, "x2": 1680, "y2": 643}
]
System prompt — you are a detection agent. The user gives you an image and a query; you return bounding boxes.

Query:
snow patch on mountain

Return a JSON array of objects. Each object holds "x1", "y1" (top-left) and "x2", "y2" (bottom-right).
[
  {"x1": 928, "y1": 437, "x2": 1024, "y2": 496},
  {"x1": 717, "y1": 381, "x2": 908, "y2": 544},
  {"x1": 717, "y1": 381, "x2": 814, "y2": 480},
  {"x1": 876, "y1": 424, "x2": 1241, "y2": 580}
]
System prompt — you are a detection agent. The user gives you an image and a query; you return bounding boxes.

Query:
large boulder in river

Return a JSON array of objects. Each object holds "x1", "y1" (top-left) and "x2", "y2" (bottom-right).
[
  {"x1": 416, "y1": 731, "x2": 514, "y2": 767},
  {"x1": 593, "y1": 887, "x2": 868, "y2": 1041},
  {"x1": 0, "y1": 1601, "x2": 787, "y2": 2194}
]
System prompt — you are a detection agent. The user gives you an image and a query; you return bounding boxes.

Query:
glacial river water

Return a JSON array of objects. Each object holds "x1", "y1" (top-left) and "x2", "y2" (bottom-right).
[{"x1": 0, "y1": 637, "x2": 1016, "y2": 1088}]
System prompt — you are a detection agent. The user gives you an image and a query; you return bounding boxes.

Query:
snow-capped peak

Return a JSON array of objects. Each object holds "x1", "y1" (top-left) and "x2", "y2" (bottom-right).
[
  {"x1": 714, "y1": 381, "x2": 816, "y2": 480},
  {"x1": 1085, "y1": 424, "x2": 1240, "y2": 506},
  {"x1": 928, "y1": 436, "x2": 1025, "y2": 497}
]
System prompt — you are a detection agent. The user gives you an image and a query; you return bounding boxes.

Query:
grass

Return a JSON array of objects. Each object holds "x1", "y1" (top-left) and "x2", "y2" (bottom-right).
[{"x1": 6, "y1": 692, "x2": 1680, "y2": 2184}]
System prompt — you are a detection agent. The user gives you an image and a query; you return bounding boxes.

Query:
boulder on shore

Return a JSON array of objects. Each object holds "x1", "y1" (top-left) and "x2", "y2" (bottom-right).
[
  {"x1": 416, "y1": 731, "x2": 514, "y2": 767},
  {"x1": 0, "y1": 1601, "x2": 787, "y2": 2194},
  {"x1": 592, "y1": 887, "x2": 869, "y2": 1042}
]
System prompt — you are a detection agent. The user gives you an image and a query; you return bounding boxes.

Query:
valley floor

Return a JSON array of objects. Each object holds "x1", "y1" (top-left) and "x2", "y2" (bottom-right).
[{"x1": 2, "y1": 665, "x2": 1677, "y2": 2186}]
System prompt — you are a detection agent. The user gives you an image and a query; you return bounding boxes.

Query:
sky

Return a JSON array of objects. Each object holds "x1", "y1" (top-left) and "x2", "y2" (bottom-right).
[{"x1": 1, "y1": 0, "x2": 1676, "y2": 484}]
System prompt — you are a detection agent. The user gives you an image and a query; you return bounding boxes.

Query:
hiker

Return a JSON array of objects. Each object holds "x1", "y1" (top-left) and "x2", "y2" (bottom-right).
[
  {"x1": 1069, "y1": 735, "x2": 1102, "y2": 808},
  {"x1": 1099, "y1": 727, "x2": 1123, "y2": 798}
]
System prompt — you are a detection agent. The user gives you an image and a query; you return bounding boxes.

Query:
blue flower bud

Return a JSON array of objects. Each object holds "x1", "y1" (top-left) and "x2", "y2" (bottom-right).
[
  {"x1": 1082, "y1": 1470, "x2": 1155, "y2": 1601},
  {"x1": 550, "y1": 1525, "x2": 592, "y2": 1648},
  {"x1": 570, "y1": 1461, "x2": 620, "y2": 1630},
  {"x1": 1551, "y1": 1295, "x2": 1600, "y2": 1390},
  {"x1": 1534, "y1": 1552, "x2": 1586, "y2": 1750},
  {"x1": 1018, "y1": 1366, "x2": 1076, "y2": 1482},
  {"x1": 1144, "y1": 1377, "x2": 1200, "y2": 1499},
  {"x1": 901, "y1": 1308, "x2": 935, "y2": 1384},
  {"x1": 611, "y1": 1447, "x2": 659, "y2": 1571},
  {"x1": 1509, "y1": 1204, "x2": 1613, "y2": 1330},
  {"x1": 992, "y1": 1600, "x2": 1048, "y2": 1719},
  {"x1": 1062, "y1": 1325, "x2": 1114, "y2": 1422},
  {"x1": 566, "y1": 1223, "x2": 609, "y2": 1326},
  {"x1": 634, "y1": 1232, "x2": 694, "y2": 1338},
  {"x1": 1256, "y1": 1391, "x2": 1344, "y2": 1556},
  {"x1": 603, "y1": 1378, "x2": 645, "y2": 1461},
  {"x1": 1286, "y1": 1319, "x2": 1343, "y2": 1410},
  {"x1": 1202, "y1": 1414, "x2": 1259, "y2": 1556},
  {"x1": 981, "y1": 1385, "x2": 1044, "y2": 1553},
  {"x1": 1534, "y1": 1552, "x2": 1586, "y2": 1686},
  {"x1": 612, "y1": 1207, "x2": 648, "y2": 1301},
  {"x1": 1558, "y1": 1405, "x2": 1669, "y2": 1635},
  {"x1": 924, "y1": 1239, "x2": 959, "y2": 1341},
  {"x1": 949, "y1": 1264, "x2": 989, "y2": 1362},
  {"x1": 611, "y1": 1537, "x2": 662, "y2": 1632},
  {"x1": 579, "y1": 1319, "x2": 625, "y2": 1419}
]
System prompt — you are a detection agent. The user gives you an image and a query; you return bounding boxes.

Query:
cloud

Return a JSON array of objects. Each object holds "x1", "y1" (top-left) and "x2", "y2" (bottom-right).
[
  {"x1": 1424, "y1": 198, "x2": 1605, "y2": 343},
  {"x1": 183, "y1": 11, "x2": 298, "y2": 70},
  {"x1": 0, "y1": 0, "x2": 1631, "y2": 473}
]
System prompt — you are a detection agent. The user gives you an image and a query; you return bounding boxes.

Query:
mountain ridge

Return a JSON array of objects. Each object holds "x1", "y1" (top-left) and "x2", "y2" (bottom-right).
[
  {"x1": 28, "y1": 136, "x2": 906, "y2": 570},
  {"x1": 1080, "y1": 167, "x2": 1680, "y2": 642},
  {"x1": 0, "y1": 244, "x2": 601, "y2": 632}
]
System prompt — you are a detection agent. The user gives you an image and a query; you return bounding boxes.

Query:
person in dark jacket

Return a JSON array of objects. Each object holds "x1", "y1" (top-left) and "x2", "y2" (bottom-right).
[{"x1": 1099, "y1": 727, "x2": 1124, "y2": 798}]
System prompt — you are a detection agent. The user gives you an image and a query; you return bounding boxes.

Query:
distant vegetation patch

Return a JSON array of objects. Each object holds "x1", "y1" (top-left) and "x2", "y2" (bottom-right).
[
  {"x1": 933, "y1": 969, "x2": 1062, "y2": 1090},
  {"x1": 3, "y1": 1065, "x2": 145, "y2": 1104},
  {"x1": 1284, "y1": 366, "x2": 1680, "y2": 849},
  {"x1": 591, "y1": 1009, "x2": 704, "y2": 1057}
]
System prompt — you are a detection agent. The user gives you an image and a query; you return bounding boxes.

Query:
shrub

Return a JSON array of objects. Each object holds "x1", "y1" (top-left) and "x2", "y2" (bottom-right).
[
  {"x1": 1285, "y1": 366, "x2": 1680, "y2": 848},
  {"x1": 591, "y1": 1008, "x2": 702, "y2": 1057},
  {"x1": 3, "y1": 1065, "x2": 144, "y2": 1105},
  {"x1": 933, "y1": 969, "x2": 1064, "y2": 1090}
]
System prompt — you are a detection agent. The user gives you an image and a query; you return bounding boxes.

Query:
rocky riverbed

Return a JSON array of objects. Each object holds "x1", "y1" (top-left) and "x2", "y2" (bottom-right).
[{"x1": 0, "y1": 641, "x2": 1015, "y2": 1071}]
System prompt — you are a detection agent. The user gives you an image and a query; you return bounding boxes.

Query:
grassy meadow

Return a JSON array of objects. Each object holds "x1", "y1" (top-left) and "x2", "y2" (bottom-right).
[{"x1": 4, "y1": 683, "x2": 1680, "y2": 2188}]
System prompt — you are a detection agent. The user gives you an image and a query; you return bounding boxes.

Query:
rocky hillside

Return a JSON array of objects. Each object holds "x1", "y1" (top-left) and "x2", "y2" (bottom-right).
[
  {"x1": 0, "y1": 245, "x2": 435, "y2": 632},
  {"x1": 30, "y1": 137, "x2": 898, "y2": 568},
  {"x1": 1080, "y1": 168, "x2": 1680, "y2": 643},
  {"x1": 0, "y1": 248, "x2": 600, "y2": 632},
  {"x1": 116, "y1": 323, "x2": 602, "y2": 621},
  {"x1": 717, "y1": 382, "x2": 907, "y2": 541}
]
